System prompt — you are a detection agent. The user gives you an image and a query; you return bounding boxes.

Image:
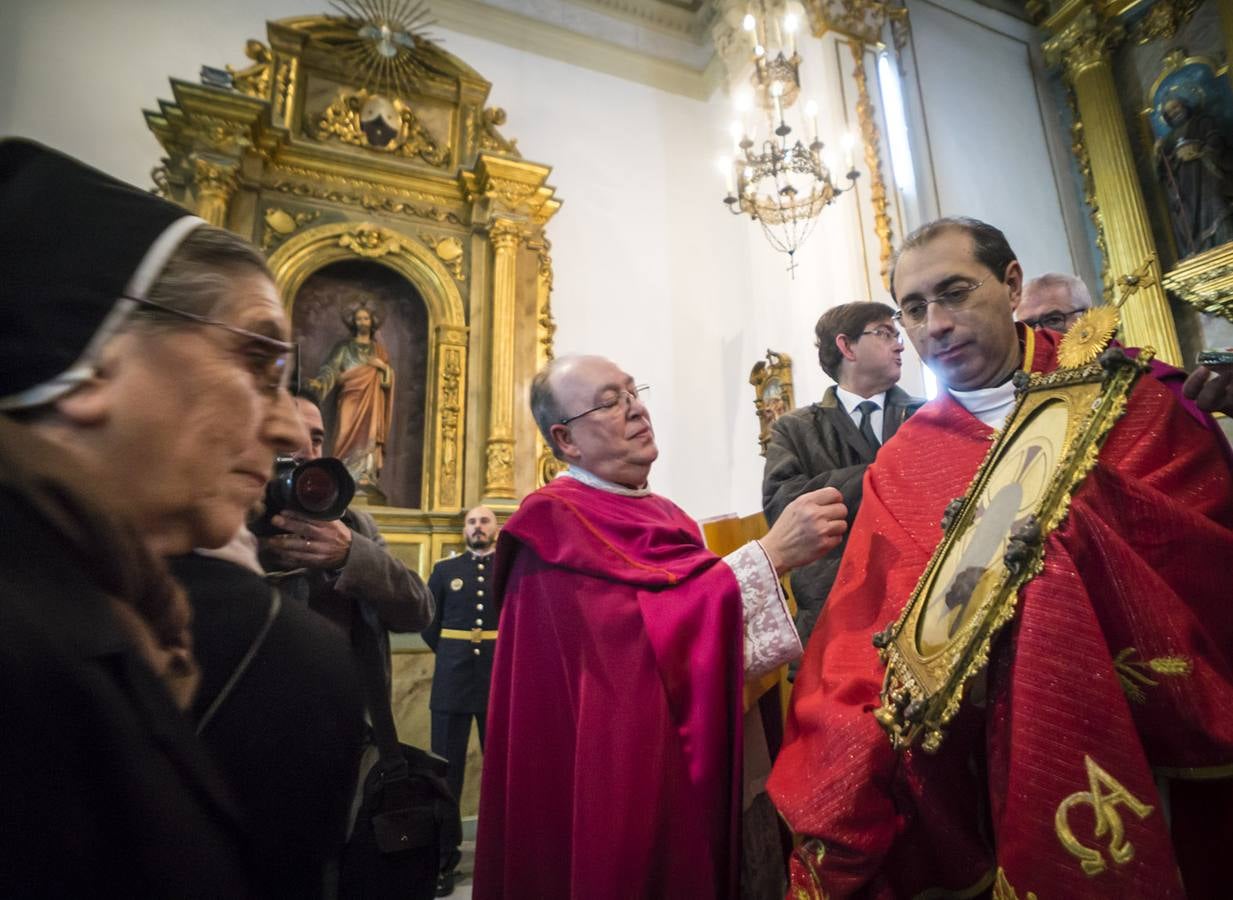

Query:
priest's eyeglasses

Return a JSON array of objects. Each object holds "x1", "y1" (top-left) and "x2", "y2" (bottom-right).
[
  {"x1": 858, "y1": 327, "x2": 904, "y2": 346},
  {"x1": 559, "y1": 384, "x2": 651, "y2": 425},
  {"x1": 125, "y1": 295, "x2": 297, "y2": 397},
  {"x1": 893, "y1": 278, "x2": 987, "y2": 329}
]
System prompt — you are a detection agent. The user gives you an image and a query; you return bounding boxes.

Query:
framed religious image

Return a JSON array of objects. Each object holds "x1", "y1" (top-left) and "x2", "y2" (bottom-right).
[
  {"x1": 872, "y1": 345, "x2": 1152, "y2": 753},
  {"x1": 1142, "y1": 50, "x2": 1233, "y2": 266},
  {"x1": 749, "y1": 350, "x2": 795, "y2": 456}
]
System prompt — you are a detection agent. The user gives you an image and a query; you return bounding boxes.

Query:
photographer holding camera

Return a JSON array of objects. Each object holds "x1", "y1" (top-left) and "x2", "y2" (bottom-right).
[
  {"x1": 260, "y1": 395, "x2": 433, "y2": 667},
  {"x1": 260, "y1": 396, "x2": 447, "y2": 898}
]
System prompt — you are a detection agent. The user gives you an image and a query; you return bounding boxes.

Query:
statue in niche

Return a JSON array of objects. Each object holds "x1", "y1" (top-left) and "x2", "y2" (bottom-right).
[
  {"x1": 308, "y1": 303, "x2": 395, "y2": 494},
  {"x1": 1149, "y1": 57, "x2": 1233, "y2": 260}
]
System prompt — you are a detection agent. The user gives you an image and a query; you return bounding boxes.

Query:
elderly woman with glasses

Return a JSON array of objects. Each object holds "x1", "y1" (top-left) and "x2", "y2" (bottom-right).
[{"x1": 0, "y1": 139, "x2": 339, "y2": 896}]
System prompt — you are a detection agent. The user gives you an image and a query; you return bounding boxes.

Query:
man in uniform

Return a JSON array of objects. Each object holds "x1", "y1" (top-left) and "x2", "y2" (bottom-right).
[{"x1": 423, "y1": 505, "x2": 500, "y2": 896}]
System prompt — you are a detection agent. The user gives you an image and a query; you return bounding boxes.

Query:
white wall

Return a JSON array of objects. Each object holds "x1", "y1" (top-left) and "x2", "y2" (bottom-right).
[
  {"x1": 0, "y1": 0, "x2": 1086, "y2": 521},
  {"x1": 902, "y1": 0, "x2": 1094, "y2": 284}
]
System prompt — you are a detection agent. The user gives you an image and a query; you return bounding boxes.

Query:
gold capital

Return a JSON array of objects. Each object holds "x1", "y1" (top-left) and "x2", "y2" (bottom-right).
[
  {"x1": 1043, "y1": 7, "x2": 1123, "y2": 80},
  {"x1": 1045, "y1": 5, "x2": 1181, "y2": 363},
  {"x1": 191, "y1": 157, "x2": 238, "y2": 227}
]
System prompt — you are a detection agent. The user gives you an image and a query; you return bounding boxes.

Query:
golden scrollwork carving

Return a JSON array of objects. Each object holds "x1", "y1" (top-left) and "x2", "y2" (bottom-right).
[
  {"x1": 1163, "y1": 242, "x2": 1233, "y2": 320},
  {"x1": 192, "y1": 157, "x2": 239, "y2": 227},
  {"x1": 418, "y1": 232, "x2": 466, "y2": 281},
  {"x1": 269, "y1": 179, "x2": 462, "y2": 225},
  {"x1": 1113, "y1": 647, "x2": 1192, "y2": 703},
  {"x1": 1042, "y1": 8, "x2": 1124, "y2": 79},
  {"x1": 1054, "y1": 755, "x2": 1154, "y2": 876},
  {"x1": 261, "y1": 206, "x2": 321, "y2": 251},
  {"x1": 338, "y1": 224, "x2": 409, "y2": 258},
  {"x1": 803, "y1": 0, "x2": 908, "y2": 45},
  {"x1": 311, "y1": 88, "x2": 449, "y2": 167},
  {"x1": 485, "y1": 441, "x2": 515, "y2": 495},
  {"x1": 227, "y1": 39, "x2": 273, "y2": 98},
  {"x1": 273, "y1": 57, "x2": 296, "y2": 124},
  {"x1": 1129, "y1": 0, "x2": 1200, "y2": 45},
  {"x1": 535, "y1": 243, "x2": 557, "y2": 360},
  {"x1": 485, "y1": 178, "x2": 540, "y2": 214},
  {"x1": 439, "y1": 346, "x2": 464, "y2": 508},
  {"x1": 188, "y1": 115, "x2": 254, "y2": 154},
  {"x1": 537, "y1": 446, "x2": 566, "y2": 486},
  {"x1": 270, "y1": 163, "x2": 456, "y2": 208},
  {"x1": 1065, "y1": 90, "x2": 1114, "y2": 304},
  {"x1": 749, "y1": 350, "x2": 795, "y2": 456},
  {"x1": 849, "y1": 40, "x2": 894, "y2": 291},
  {"x1": 478, "y1": 107, "x2": 520, "y2": 157}
]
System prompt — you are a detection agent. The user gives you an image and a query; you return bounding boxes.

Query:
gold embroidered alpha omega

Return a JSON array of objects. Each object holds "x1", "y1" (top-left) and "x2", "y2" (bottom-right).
[{"x1": 1054, "y1": 755, "x2": 1154, "y2": 875}]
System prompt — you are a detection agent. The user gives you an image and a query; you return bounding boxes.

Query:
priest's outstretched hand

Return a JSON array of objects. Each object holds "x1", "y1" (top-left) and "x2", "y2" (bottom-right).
[{"x1": 759, "y1": 486, "x2": 847, "y2": 576}]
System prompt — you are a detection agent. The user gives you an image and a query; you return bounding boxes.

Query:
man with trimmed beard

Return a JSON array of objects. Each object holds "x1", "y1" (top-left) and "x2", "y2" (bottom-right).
[{"x1": 423, "y1": 505, "x2": 501, "y2": 896}]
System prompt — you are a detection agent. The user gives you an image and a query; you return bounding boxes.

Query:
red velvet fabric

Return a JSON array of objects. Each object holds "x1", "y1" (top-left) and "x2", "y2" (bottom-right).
[
  {"x1": 769, "y1": 328, "x2": 1233, "y2": 898},
  {"x1": 473, "y1": 476, "x2": 745, "y2": 899}
]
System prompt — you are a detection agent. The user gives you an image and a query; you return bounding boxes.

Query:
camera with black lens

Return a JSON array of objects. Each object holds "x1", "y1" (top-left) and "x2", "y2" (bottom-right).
[{"x1": 248, "y1": 456, "x2": 356, "y2": 536}]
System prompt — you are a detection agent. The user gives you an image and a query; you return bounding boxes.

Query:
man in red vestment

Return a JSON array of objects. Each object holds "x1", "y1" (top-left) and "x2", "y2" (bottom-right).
[
  {"x1": 769, "y1": 217, "x2": 1233, "y2": 898},
  {"x1": 474, "y1": 355, "x2": 850, "y2": 900}
]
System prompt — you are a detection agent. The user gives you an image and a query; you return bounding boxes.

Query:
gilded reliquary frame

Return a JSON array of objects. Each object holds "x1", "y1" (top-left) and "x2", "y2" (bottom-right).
[
  {"x1": 872, "y1": 348, "x2": 1150, "y2": 753},
  {"x1": 749, "y1": 350, "x2": 796, "y2": 457}
]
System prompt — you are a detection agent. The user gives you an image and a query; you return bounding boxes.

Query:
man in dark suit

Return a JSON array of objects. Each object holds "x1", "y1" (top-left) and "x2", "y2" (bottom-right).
[
  {"x1": 762, "y1": 301, "x2": 924, "y2": 655},
  {"x1": 423, "y1": 505, "x2": 499, "y2": 896}
]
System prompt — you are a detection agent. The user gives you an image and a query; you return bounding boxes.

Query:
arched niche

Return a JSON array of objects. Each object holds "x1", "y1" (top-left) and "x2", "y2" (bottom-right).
[{"x1": 268, "y1": 222, "x2": 468, "y2": 512}]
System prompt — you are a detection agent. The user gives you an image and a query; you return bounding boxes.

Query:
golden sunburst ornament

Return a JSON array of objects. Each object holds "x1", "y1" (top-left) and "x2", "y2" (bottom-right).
[
  {"x1": 1057, "y1": 305, "x2": 1120, "y2": 368},
  {"x1": 330, "y1": 0, "x2": 435, "y2": 97}
]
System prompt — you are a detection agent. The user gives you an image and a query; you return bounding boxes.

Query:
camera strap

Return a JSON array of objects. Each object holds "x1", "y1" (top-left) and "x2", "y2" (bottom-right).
[{"x1": 196, "y1": 588, "x2": 282, "y2": 735}]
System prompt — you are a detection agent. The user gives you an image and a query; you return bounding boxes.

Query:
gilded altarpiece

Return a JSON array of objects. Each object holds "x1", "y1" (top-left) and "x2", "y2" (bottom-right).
[
  {"x1": 145, "y1": 14, "x2": 562, "y2": 814},
  {"x1": 145, "y1": 13, "x2": 561, "y2": 552}
]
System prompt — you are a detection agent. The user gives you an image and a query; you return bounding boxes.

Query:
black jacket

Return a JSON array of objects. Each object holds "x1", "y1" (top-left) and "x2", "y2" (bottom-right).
[
  {"x1": 0, "y1": 421, "x2": 259, "y2": 899},
  {"x1": 172, "y1": 554, "x2": 366, "y2": 900},
  {"x1": 423, "y1": 552, "x2": 498, "y2": 714},
  {"x1": 762, "y1": 385, "x2": 924, "y2": 645}
]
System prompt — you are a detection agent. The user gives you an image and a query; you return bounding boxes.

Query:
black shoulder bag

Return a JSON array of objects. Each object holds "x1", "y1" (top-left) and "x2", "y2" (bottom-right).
[{"x1": 338, "y1": 605, "x2": 461, "y2": 900}]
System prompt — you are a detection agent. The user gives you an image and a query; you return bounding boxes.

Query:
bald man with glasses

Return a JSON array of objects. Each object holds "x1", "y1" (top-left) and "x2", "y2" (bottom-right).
[
  {"x1": 763, "y1": 301, "x2": 924, "y2": 656},
  {"x1": 474, "y1": 354, "x2": 849, "y2": 900}
]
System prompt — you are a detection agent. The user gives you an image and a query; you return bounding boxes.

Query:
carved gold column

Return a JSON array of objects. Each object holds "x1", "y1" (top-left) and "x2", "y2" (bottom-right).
[
  {"x1": 529, "y1": 237, "x2": 565, "y2": 486},
  {"x1": 484, "y1": 218, "x2": 520, "y2": 498},
  {"x1": 1044, "y1": 6, "x2": 1181, "y2": 364},
  {"x1": 192, "y1": 157, "x2": 239, "y2": 228},
  {"x1": 849, "y1": 40, "x2": 894, "y2": 291},
  {"x1": 434, "y1": 325, "x2": 469, "y2": 510}
]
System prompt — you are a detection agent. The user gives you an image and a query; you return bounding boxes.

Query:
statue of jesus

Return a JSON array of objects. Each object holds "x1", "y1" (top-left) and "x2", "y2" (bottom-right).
[{"x1": 308, "y1": 304, "x2": 394, "y2": 493}]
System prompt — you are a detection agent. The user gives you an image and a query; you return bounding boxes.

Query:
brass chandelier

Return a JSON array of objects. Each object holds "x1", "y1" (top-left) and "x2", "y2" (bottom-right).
[{"x1": 721, "y1": 2, "x2": 859, "y2": 273}]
